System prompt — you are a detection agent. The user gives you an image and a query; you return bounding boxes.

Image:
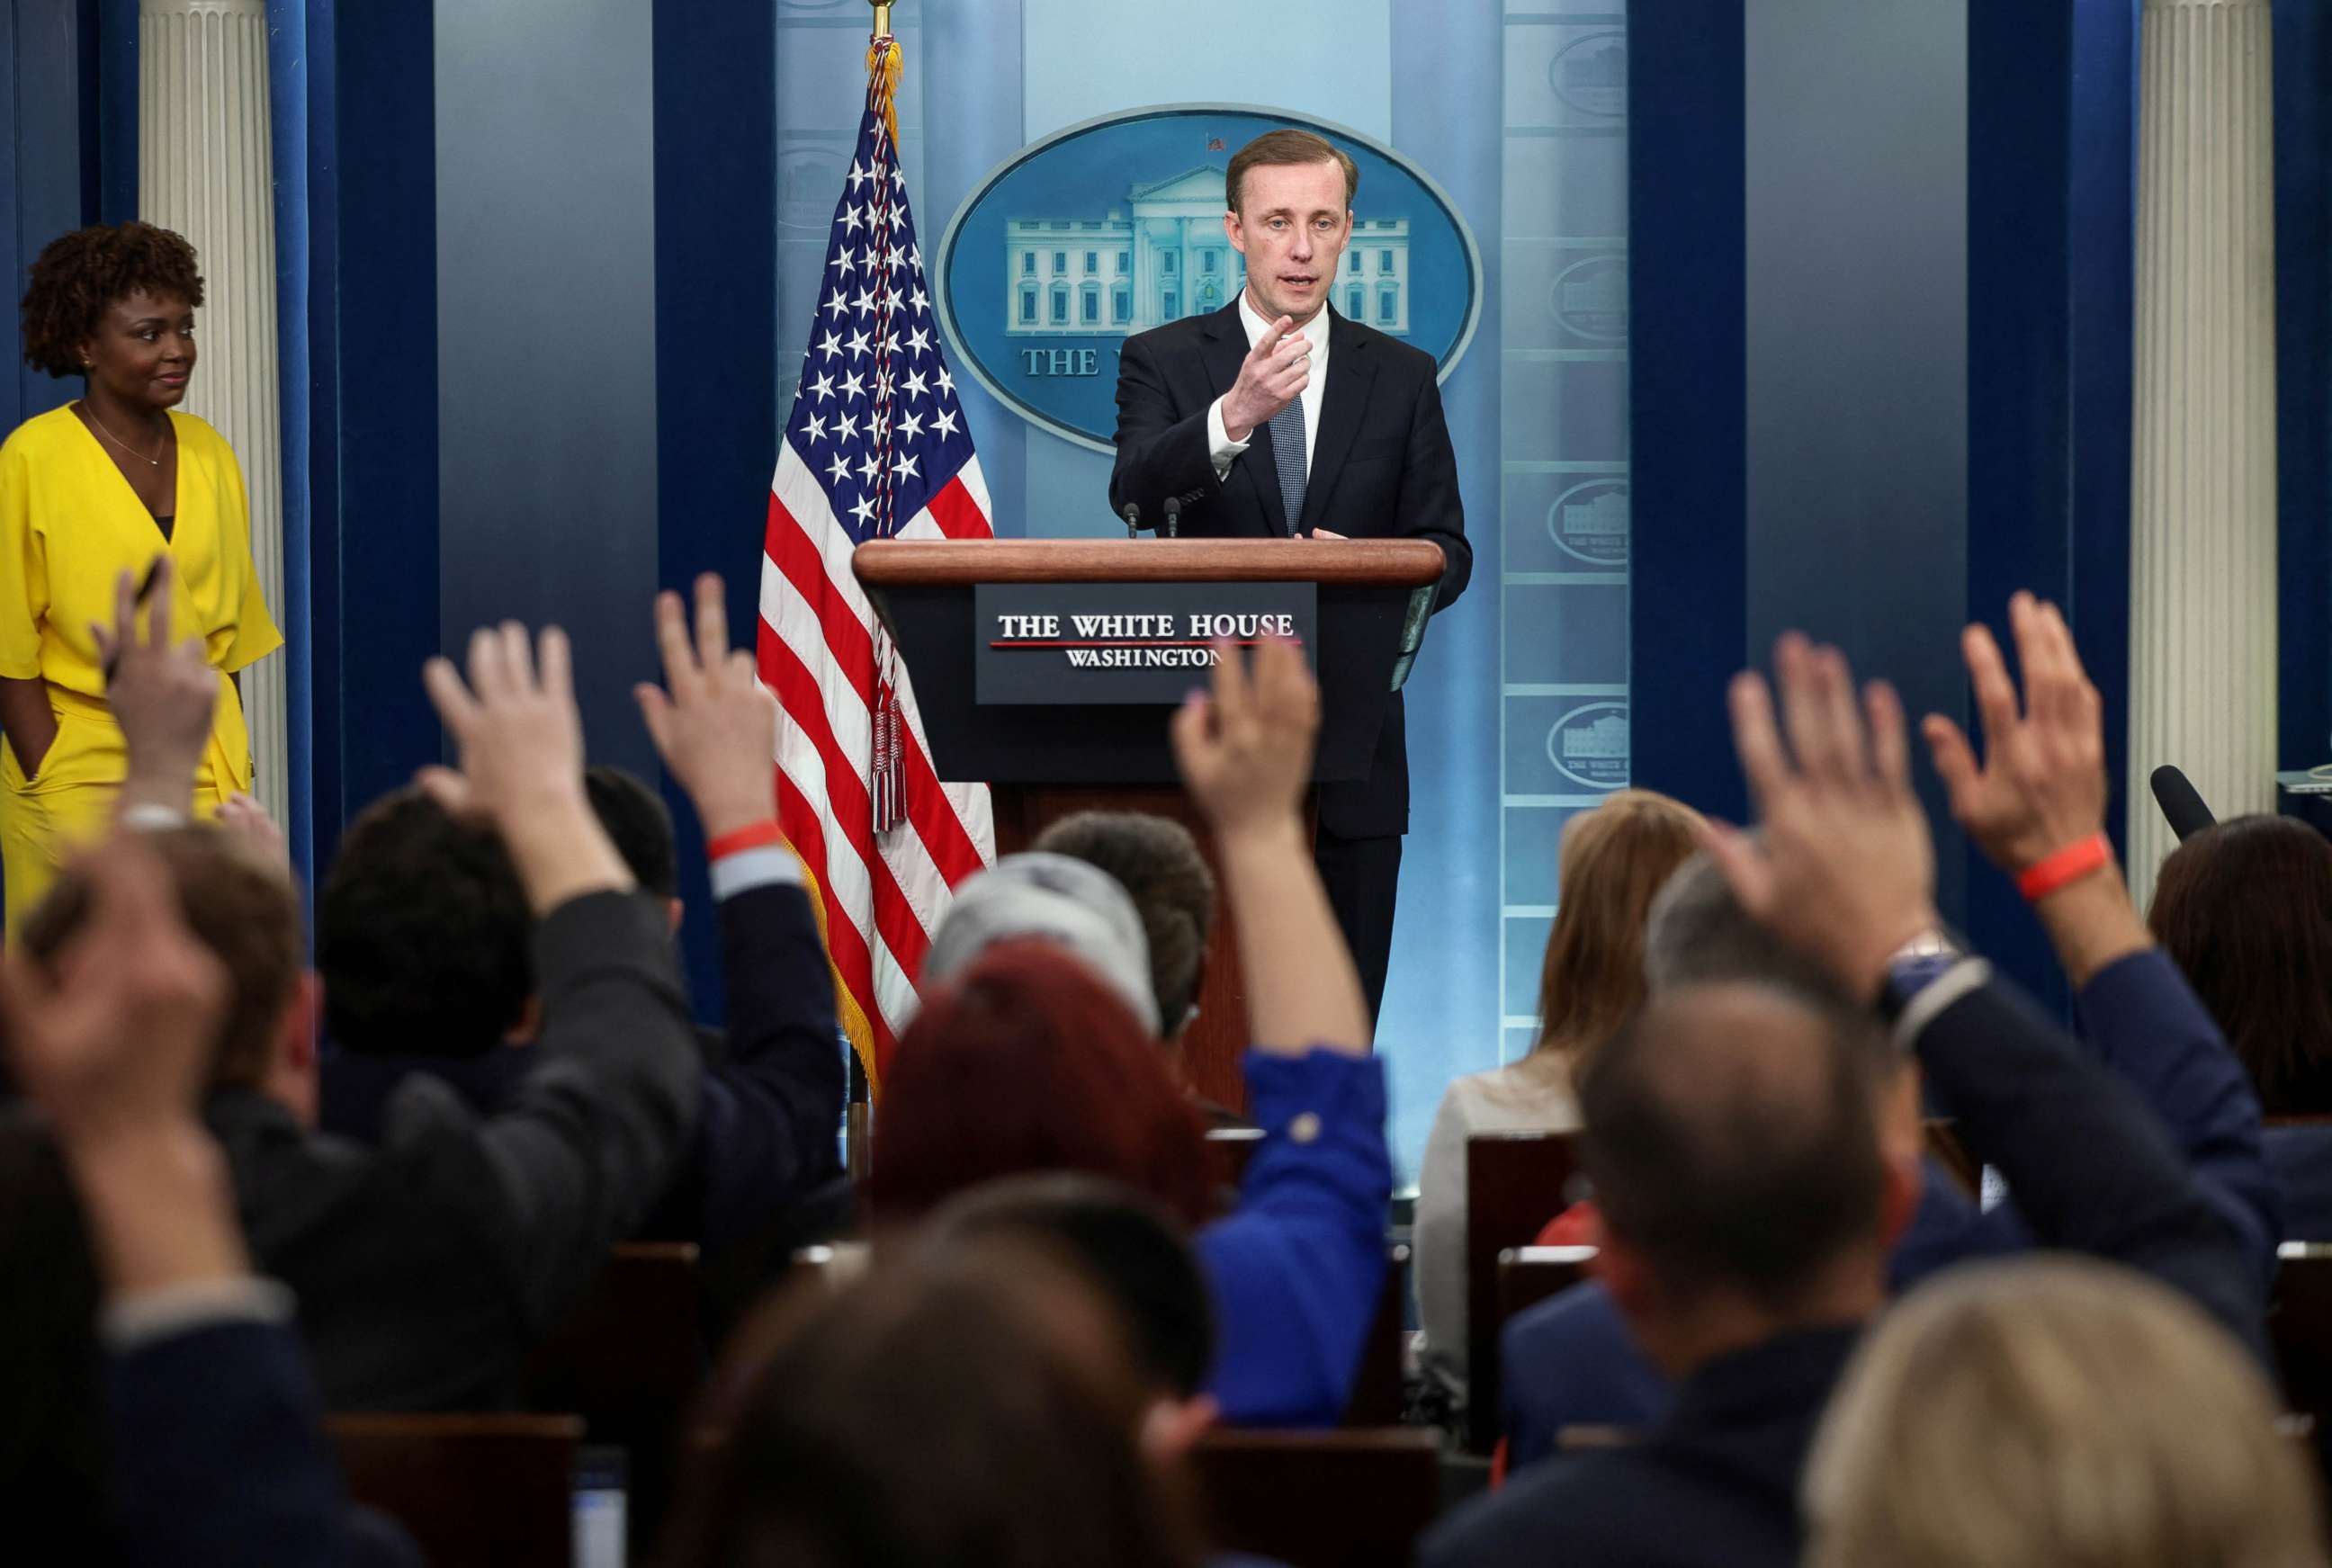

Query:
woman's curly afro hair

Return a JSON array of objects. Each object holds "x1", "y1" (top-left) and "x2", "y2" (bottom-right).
[{"x1": 18, "y1": 222, "x2": 204, "y2": 380}]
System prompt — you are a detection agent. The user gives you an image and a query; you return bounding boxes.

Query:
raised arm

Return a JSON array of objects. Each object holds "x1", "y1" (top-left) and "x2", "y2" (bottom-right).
[
  {"x1": 634, "y1": 575, "x2": 844, "y2": 1249},
  {"x1": 1711, "y1": 633, "x2": 2264, "y2": 1348},
  {"x1": 1924, "y1": 594, "x2": 2278, "y2": 1276},
  {"x1": 414, "y1": 624, "x2": 698, "y2": 1326},
  {"x1": 7, "y1": 838, "x2": 383, "y2": 1568},
  {"x1": 96, "y1": 559, "x2": 218, "y2": 824},
  {"x1": 1171, "y1": 636, "x2": 1369, "y2": 1055},
  {"x1": 1175, "y1": 638, "x2": 1389, "y2": 1424}
]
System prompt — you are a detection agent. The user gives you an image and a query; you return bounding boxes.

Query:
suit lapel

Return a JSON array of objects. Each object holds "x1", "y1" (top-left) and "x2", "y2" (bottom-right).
[
  {"x1": 1200, "y1": 300, "x2": 1289, "y2": 536},
  {"x1": 1299, "y1": 310, "x2": 1377, "y2": 535}
]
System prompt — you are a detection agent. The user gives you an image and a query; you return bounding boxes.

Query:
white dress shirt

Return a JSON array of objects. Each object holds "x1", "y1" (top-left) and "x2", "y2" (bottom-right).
[{"x1": 1206, "y1": 289, "x2": 1332, "y2": 480}]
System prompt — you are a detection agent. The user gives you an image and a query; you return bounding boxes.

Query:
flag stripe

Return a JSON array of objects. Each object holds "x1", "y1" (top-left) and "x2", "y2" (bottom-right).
[{"x1": 757, "y1": 85, "x2": 996, "y2": 1085}]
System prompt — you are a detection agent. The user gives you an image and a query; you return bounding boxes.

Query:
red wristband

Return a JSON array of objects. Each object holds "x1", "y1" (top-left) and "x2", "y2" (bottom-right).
[
  {"x1": 706, "y1": 820, "x2": 786, "y2": 861},
  {"x1": 2015, "y1": 833, "x2": 2112, "y2": 902}
]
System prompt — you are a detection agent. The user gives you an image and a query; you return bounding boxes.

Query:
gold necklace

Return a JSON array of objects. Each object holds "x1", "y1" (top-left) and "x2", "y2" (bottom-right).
[{"x1": 81, "y1": 402, "x2": 166, "y2": 468}]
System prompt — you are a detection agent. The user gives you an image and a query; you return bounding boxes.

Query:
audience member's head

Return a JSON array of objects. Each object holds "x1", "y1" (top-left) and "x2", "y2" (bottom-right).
[
  {"x1": 871, "y1": 943, "x2": 1210, "y2": 1228},
  {"x1": 317, "y1": 788, "x2": 533, "y2": 1060},
  {"x1": 585, "y1": 763, "x2": 683, "y2": 929},
  {"x1": 1805, "y1": 1255, "x2": 2325, "y2": 1568},
  {"x1": 1642, "y1": 844, "x2": 1851, "y2": 1003},
  {"x1": 662, "y1": 1243, "x2": 1202, "y2": 1568},
  {"x1": 1529, "y1": 790, "x2": 1705, "y2": 1071},
  {"x1": 1579, "y1": 982, "x2": 1918, "y2": 1374},
  {"x1": 0, "y1": 1113, "x2": 104, "y2": 1549},
  {"x1": 1034, "y1": 812, "x2": 1215, "y2": 1043},
  {"x1": 21, "y1": 824, "x2": 312, "y2": 1115},
  {"x1": 923, "y1": 1174, "x2": 1215, "y2": 1403},
  {"x1": 919, "y1": 853, "x2": 1162, "y2": 1034},
  {"x1": 2148, "y1": 813, "x2": 2332, "y2": 1115}
]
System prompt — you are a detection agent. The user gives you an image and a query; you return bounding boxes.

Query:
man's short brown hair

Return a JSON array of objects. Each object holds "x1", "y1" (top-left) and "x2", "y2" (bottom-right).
[
  {"x1": 1226, "y1": 129, "x2": 1359, "y2": 215},
  {"x1": 21, "y1": 826, "x2": 302, "y2": 1095}
]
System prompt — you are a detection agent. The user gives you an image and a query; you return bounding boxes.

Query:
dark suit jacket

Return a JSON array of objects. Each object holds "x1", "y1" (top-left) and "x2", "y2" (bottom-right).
[
  {"x1": 107, "y1": 1320, "x2": 422, "y2": 1568},
  {"x1": 1109, "y1": 301, "x2": 1471, "y2": 840},
  {"x1": 317, "y1": 882, "x2": 846, "y2": 1259},
  {"x1": 1424, "y1": 959, "x2": 2266, "y2": 1567},
  {"x1": 212, "y1": 890, "x2": 698, "y2": 1411}
]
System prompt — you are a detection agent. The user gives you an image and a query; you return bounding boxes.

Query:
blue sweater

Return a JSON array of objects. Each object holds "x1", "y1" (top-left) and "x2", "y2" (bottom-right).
[
  {"x1": 1501, "y1": 948, "x2": 2277, "y2": 1469},
  {"x1": 1197, "y1": 1050, "x2": 1393, "y2": 1426}
]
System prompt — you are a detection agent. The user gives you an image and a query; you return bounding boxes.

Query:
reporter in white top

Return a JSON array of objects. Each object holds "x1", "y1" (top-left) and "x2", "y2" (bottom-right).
[{"x1": 1413, "y1": 790, "x2": 1707, "y2": 1402}]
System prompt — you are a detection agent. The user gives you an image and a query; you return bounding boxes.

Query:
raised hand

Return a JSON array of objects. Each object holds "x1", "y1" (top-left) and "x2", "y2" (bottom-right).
[
  {"x1": 419, "y1": 622, "x2": 630, "y2": 912},
  {"x1": 1171, "y1": 636, "x2": 1366, "y2": 1053},
  {"x1": 216, "y1": 791, "x2": 292, "y2": 877},
  {"x1": 1923, "y1": 593, "x2": 2106, "y2": 874},
  {"x1": 1220, "y1": 316, "x2": 1311, "y2": 443},
  {"x1": 98, "y1": 559, "x2": 217, "y2": 816},
  {"x1": 1706, "y1": 634, "x2": 1939, "y2": 1003},
  {"x1": 4, "y1": 835, "x2": 227, "y2": 1150},
  {"x1": 1171, "y1": 637, "x2": 1319, "y2": 845},
  {"x1": 4, "y1": 834, "x2": 249, "y2": 1295},
  {"x1": 634, "y1": 574, "x2": 779, "y2": 840}
]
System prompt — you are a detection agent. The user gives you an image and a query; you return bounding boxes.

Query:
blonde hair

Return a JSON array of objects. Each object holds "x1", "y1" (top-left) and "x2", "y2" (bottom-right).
[
  {"x1": 1806, "y1": 1256, "x2": 2328, "y2": 1568},
  {"x1": 1529, "y1": 790, "x2": 1705, "y2": 1070}
]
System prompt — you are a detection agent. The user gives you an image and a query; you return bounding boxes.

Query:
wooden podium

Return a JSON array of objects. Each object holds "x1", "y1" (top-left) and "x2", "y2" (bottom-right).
[{"x1": 855, "y1": 537, "x2": 1445, "y2": 1111}]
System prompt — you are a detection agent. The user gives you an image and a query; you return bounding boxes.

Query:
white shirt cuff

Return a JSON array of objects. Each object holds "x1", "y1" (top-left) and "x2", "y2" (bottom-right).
[
  {"x1": 103, "y1": 1277, "x2": 295, "y2": 1352},
  {"x1": 712, "y1": 844, "x2": 807, "y2": 901},
  {"x1": 1206, "y1": 395, "x2": 1250, "y2": 478}
]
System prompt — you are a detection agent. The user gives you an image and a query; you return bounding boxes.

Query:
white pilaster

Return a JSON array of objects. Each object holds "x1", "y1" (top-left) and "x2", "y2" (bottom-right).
[
  {"x1": 2128, "y1": 0, "x2": 2278, "y2": 906},
  {"x1": 139, "y1": 0, "x2": 285, "y2": 823}
]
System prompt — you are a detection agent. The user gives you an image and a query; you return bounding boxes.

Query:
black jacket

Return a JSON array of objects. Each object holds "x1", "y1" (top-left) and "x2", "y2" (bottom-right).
[
  {"x1": 1108, "y1": 301, "x2": 1470, "y2": 839},
  {"x1": 211, "y1": 890, "x2": 698, "y2": 1411},
  {"x1": 317, "y1": 880, "x2": 846, "y2": 1259}
]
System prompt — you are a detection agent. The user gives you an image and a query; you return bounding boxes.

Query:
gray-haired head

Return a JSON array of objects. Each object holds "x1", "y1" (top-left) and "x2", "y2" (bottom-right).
[
  {"x1": 1642, "y1": 847, "x2": 1850, "y2": 1005},
  {"x1": 920, "y1": 853, "x2": 1162, "y2": 1034}
]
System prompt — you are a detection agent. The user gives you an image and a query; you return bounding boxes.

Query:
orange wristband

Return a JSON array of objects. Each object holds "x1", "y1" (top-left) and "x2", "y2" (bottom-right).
[
  {"x1": 2016, "y1": 833, "x2": 2112, "y2": 902},
  {"x1": 706, "y1": 820, "x2": 786, "y2": 861}
]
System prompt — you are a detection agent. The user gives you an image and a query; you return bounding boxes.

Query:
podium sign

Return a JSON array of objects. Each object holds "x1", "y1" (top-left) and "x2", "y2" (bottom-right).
[{"x1": 975, "y1": 581, "x2": 1318, "y2": 704}]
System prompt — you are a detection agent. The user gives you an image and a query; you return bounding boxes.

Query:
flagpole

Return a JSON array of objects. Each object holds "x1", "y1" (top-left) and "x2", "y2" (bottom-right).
[{"x1": 846, "y1": 0, "x2": 892, "y2": 1181}]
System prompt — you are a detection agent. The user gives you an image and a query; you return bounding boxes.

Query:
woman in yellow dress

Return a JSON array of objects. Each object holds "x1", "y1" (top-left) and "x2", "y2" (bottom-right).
[{"x1": 0, "y1": 221, "x2": 282, "y2": 927}]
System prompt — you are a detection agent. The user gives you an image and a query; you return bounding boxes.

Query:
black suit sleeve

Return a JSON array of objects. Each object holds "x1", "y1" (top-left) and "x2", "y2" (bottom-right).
[
  {"x1": 1910, "y1": 962, "x2": 2266, "y2": 1353},
  {"x1": 690, "y1": 881, "x2": 847, "y2": 1251},
  {"x1": 454, "y1": 891, "x2": 700, "y2": 1330},
  {"x1": 1108, "y1": 329, "x2": 1224, "y2": 525},
  {"x1": 1398, "y1": 371, "x2": 1471, "y2": 611}
]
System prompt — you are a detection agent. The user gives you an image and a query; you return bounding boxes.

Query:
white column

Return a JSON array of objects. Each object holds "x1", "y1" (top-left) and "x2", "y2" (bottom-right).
[
  {"x1": 2128, "y1": 0, "x2": 2278, "y2": 907},
  {"x1": 139, "y1": 0, "x2": 286, "y2": 825}
]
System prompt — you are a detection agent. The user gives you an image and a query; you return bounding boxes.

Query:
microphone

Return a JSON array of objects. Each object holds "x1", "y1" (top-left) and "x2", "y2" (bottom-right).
[
  {"x1": 1121, "y1": 503, "x2": 1141, "y2": 539},
  {"x1": 1162, "y1": 496, "x2": 1181, "y2": 540},
  {"x1": 2149, "y1": 765, "x2": 2218, "y2": 842}
]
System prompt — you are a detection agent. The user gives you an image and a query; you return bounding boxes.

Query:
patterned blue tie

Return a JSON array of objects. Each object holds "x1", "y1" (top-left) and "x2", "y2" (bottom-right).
[{"x1": 1266, "y1": 399, "x2": 1307, "y2": 534}]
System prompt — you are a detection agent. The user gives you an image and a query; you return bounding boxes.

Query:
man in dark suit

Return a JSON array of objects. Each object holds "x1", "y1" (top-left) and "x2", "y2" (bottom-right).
[{"x1": 1109, "y1": 128, "x2": 1471, "y2": 1026}]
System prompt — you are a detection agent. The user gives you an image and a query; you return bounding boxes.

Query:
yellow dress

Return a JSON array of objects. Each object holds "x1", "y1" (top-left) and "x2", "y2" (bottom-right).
[{"x1": 0, "y1": 405, "x2": 283, "y2": 927}]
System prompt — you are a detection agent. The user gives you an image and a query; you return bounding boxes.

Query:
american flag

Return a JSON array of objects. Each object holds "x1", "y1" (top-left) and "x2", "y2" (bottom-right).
[{"x1": 758, "y1": 36, "x2": 994, "y2": 1088}]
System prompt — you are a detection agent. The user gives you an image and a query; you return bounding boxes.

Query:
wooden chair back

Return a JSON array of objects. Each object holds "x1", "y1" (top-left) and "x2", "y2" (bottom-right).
[
  {"x1": 520, "y1": 1241, "x2": 706, "y2": 1552},
  {"x1": 1464, "y1": 1132, "x2": 1580, "y2": 1449},
  {"x1": 1496, "y1": 1244, "x2": 1598, "y2": 1331},
  {"x1": 1205, "y1": 1126, "x2": 1264, "y2": 1211},
  {"x1": 1341, "y1": 1242, "x2": 1411, "y2": 1426},
  {"x1": 1193, "y1": 1427, "x2": 1442, "y2": 1568},
  {"x1": 1922, "y1": 1118, "x2": 1980, "y2": 1198},
  {"x1": 2274, "y1": 1243, "x2": 2332, "y2": 1419},
  {"x1": 328, "y1": 1412, "x2": 580, "y2": 1568}
]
